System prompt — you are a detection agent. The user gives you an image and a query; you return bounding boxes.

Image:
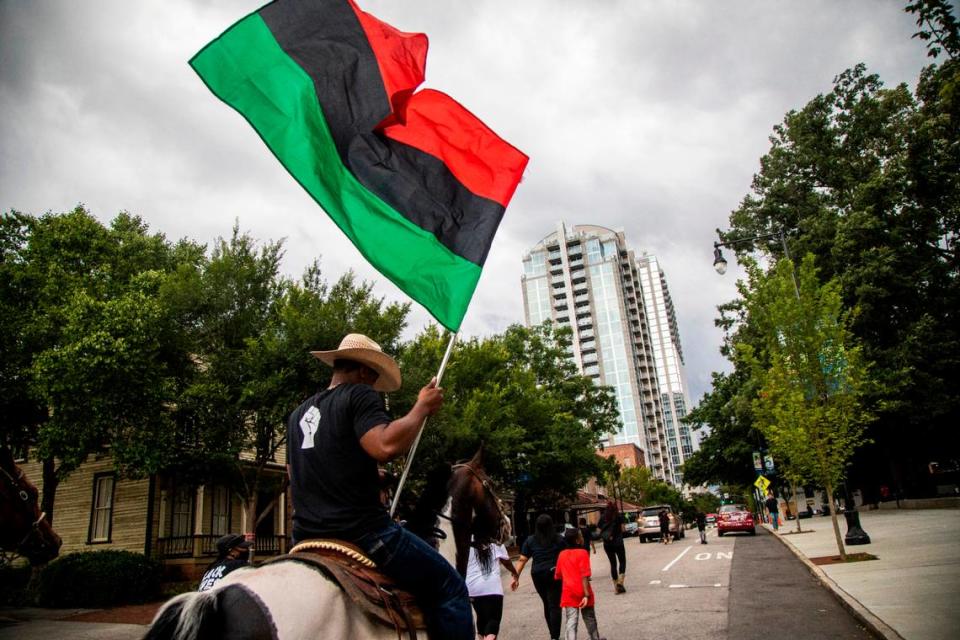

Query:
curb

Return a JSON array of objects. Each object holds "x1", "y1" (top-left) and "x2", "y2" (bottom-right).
[{"x1": 766, "y1": 525, "x2": 906, "y2": 640}]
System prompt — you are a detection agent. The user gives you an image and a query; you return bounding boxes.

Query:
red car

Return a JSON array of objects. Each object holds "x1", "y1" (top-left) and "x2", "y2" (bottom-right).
[{"x1": 716, "y1": 504, "x2": 755, "y2": 536}]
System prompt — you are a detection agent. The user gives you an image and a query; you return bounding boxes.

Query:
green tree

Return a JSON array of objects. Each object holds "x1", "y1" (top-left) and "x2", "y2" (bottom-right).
[
  {"x1": 617, "y1": 465, "x2": 684, "y2": 512},
  {"x1": 1, "y1": 207, "x2": 198, "y2": 522},
  {"x1": 389, "y1": 322, "x2": 620, "y2": 533},
  {"x1": 739, "y1": 256, "x2": 874, "y2": 559},
  {"x1": 681, "y1": 369, "x2": 765, "y2": 489},
  {"x1": 162, "y1": 225, "x2": 410, "y2": 545},
  {"x1": 721, "y1": 16, "x2": 959, "y2": 495}
]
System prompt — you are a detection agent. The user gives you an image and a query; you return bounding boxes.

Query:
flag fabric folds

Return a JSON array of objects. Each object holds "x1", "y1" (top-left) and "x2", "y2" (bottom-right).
[{"x1": 190, "y1": 0, "x2": 528, "y2": 331}]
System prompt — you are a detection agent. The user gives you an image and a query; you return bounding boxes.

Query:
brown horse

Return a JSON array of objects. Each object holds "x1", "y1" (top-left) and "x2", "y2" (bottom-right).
[
  {"x1": 407, "y1": 447, "x2": 511, "y2": 577},
  {"x1": 0, "y1": 448, "x2": 62, "y2": 565},
  {"x1": 145, "y1": 448, "x2": 510, "y2": 639}
]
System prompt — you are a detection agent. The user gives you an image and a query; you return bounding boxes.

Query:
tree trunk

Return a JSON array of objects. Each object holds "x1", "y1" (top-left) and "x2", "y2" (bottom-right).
[
  {"x1": 824, "y1": 482, "x2": 846, "y2": 560},
  {"x1": 791, "y1": 480, "x2": 803, "y2": 533},
  {"x1": 41, "y1": 458, "x2": 59, "y2": 525}
]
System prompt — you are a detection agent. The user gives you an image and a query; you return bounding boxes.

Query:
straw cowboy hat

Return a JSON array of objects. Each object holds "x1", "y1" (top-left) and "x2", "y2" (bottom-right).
[{"x1": 311, "y1": 334, "x2": 401, "y2": 392}]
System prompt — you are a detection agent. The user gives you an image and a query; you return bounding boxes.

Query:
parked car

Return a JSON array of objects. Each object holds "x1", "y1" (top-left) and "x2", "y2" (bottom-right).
[
  {"x1": 705, "y1": 513, "x2": 717, "y2": 526},
  {"x1": 716, "y1": 504, "x2": 755, "y2": 536},
  {"x1": 623, "y1": 518, "x2": 639, "y2": 537},
  {"x1": 638, "y1": 505, "x2": 684, "y2": 542}
]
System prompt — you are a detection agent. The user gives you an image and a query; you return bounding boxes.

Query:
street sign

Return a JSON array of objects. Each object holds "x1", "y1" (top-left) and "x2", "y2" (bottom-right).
[
  {"x1": 764, "y1": 454, "x2": 775, "y2": 473},
  {"x1": 752, "y1": 451, "x2": 763, "y2": 472},
  {"x1": 754, "y1": 475, "x2": 770, "y2": 493}
]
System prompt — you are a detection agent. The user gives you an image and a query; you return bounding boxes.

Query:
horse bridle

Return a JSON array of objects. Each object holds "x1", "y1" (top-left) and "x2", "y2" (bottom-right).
[
  {"x1": 451, "y1": 462, "x2": 510, "y2": 544},
  {"x1": 0, "y1": 462, "x2": 53, "y2": 555}
]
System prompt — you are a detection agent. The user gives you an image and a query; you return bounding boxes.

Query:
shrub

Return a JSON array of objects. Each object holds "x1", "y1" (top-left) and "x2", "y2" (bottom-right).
[
  {"x1": 0, "y1": 563, "x2": 35, "y2": 606},
  {"x1": 34, "y1": 550, "x2": 162, "y2": 607}
]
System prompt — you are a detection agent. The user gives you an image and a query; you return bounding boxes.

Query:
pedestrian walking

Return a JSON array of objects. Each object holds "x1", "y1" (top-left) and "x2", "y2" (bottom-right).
[
  {"x1": 512, "y1": 514, "x2": 566, "y2": 640},
  {"x1": 598, "y1": 501, "x2": 626, "y2": 594},
  {"x1": 466, "y1": 539, "x2": 519, "y2": 640},
  {"x1": 658, "y1": 508, "x2": 672, "y2": 544},
  {"x1": 554, "y1": 528, "x2": 605, "y2": 640},
  {"x1": 765, "y1": 493, "x2": 780, "y2": 531},
  {"x1": 577, "y1": 517, "x2": 596, "y2": 555},
  {"x1": 695, "y1": 511, "x2": 707, "y2": 544}
]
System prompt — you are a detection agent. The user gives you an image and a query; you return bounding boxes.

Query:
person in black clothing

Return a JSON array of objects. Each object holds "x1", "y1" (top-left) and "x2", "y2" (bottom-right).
[
  {"x1": 695, "y1": 511, "x2": 708, "y2": 544},
  {"x1": 765, "y1": 493, "x2": 780, "y2": 531},
  {"x1": 511, "y1": 514, "x2": 566, "y2": 640},
  {"x1": 578, "y1": 516, "x2": 596, "y2": 555},
  {"x1": 598, "y1": 500, "x2": 626, "y2": 594},
  {"x1": 286, "y1": 333, "x2": 472, "y2": 640},
  {"x1": 197, "y1": 533, "x2": 252, "y2": 592},
  {"x1": 658, "y1": 508, "x2": 672, "y2": 544}
]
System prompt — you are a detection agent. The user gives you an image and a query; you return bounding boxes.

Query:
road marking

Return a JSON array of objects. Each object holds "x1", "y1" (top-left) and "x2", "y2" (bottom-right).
[
  {"x1": 693, "y1": 551, "x2": 734, "y2": 561},
  {"x1": 649, "y1": 580, "x2": 662, "y2": 585},
  {"x1": 662, "y1": 545, "x2": 692, "y2": 572},
  {"x1": 667, "y1": 584, "x2": 724, "y2": 588}
]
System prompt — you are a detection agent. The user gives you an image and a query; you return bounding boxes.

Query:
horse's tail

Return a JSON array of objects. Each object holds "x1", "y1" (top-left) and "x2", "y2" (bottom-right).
[{"x1": 143, "y1": 590, "x2": 219, "y2": 640}]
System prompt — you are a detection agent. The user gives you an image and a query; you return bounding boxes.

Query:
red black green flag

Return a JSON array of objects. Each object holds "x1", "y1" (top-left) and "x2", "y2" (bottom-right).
[{"x1": 190, "y1": 0, "x2": 528, "y2": 331}]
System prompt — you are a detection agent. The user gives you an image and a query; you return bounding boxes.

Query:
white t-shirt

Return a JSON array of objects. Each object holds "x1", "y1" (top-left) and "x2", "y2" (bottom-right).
[{"x1": 465, "y1": 543, "x2": 509, "y2": 597}]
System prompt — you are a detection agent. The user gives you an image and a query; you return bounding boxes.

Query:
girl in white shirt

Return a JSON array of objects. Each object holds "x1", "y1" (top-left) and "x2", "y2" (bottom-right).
[{"x1": 466, "y1": 541, "x2": 519, "y2": 640}]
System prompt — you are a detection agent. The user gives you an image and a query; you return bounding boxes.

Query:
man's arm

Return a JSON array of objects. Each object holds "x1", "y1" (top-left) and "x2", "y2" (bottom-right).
[{"x1": 359, "y1": 378, "x2": 443, "y2": 463}]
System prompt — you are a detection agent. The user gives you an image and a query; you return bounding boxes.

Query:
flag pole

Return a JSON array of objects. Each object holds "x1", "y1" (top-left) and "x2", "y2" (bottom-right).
[{"x1": 390, "y1": 330, "x2": 459, "y2": 517}]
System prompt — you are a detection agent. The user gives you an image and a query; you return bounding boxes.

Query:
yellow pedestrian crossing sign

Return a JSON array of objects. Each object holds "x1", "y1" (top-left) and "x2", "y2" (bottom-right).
[{"x1": 754, "y1": 475, "x2": 770, "y2": 493}]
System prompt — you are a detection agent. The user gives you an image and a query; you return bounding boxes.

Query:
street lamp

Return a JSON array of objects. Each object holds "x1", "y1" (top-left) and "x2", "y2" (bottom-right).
[
  {"x1": 712, "y1": 245, "x2": 728, "y2": 275},
  {"x1": 712, "y1": 227, "x2": 871, "y2": 545}
]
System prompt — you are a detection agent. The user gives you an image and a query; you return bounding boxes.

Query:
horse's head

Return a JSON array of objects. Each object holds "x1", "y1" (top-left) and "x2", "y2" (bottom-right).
[
  {"x1": 447, "y1": 448, "x2": 511, "y2": 576},
  {"x1": 0, "y1": 449, "x2": 61, "y2": 565}
]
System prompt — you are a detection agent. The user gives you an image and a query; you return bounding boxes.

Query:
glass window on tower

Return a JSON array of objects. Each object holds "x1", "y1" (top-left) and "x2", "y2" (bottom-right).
[{"x1": 586, "y1": 239, "x2": 602, "y2": 264}]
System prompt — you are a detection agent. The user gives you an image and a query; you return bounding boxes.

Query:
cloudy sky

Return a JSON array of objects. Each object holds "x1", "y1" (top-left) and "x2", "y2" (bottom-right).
[{"x1": 0, "y1": 0, "x2": 934, "y2": 406}]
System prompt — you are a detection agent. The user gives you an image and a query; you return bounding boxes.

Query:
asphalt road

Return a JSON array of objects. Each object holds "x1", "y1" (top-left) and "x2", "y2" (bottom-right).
[
  {"x1": 498, "y1": 526, "x2": 873, "y2": 640},
  {"x1": 1, "y1": 526, "x2": 874, "y2": 640}
]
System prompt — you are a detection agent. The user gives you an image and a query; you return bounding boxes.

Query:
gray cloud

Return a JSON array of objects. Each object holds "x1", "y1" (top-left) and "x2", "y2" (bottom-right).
[{"x1": 0, "y1": 0, "x2": 932, "y2": 406}]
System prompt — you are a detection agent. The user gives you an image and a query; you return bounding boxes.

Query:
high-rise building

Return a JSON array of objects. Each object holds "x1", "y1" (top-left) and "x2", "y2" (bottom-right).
[
  {"x1": 636, "y1": 254, "x2": 696, "y2": 486},
  {"x1": 521, "y1": 223, "x2": 674, "y2": 482}
]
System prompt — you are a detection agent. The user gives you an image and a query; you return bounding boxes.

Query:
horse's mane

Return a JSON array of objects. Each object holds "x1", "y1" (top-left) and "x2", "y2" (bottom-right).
[{"x1": 402, "y1": 463, "x2": 452, "y2": 542}]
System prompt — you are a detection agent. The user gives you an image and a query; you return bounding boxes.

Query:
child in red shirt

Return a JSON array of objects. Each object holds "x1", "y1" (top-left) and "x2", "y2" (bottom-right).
[{"x1": 554, "y1": 528, "x2": 605, "y2": 640}]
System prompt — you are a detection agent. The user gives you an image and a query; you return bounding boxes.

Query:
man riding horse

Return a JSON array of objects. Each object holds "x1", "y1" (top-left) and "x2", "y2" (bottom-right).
[{"x1": 286, "y1": 333, "x2": 473, "y2": 640}]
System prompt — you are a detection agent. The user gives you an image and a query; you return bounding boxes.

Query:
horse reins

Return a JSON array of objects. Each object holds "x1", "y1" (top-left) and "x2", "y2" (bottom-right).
[
  {"x1": 451, "y1": 462, "x2": 510, "y2": 544},
  {"x1": 0, "y1": 463, "x2": 53, "y2": 555}
]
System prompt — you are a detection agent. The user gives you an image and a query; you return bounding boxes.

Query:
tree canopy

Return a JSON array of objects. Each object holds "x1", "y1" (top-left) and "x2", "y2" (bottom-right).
[
  {"x1": 693, "y1": 3, "x2": 959, "y2": 497},
  {"x1": 390, "y1": 322, "x2": 621, "y2": 512}
]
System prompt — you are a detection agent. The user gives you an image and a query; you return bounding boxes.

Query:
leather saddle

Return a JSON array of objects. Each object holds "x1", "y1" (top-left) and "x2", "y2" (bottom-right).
[{"x1": 262, "y1": 539, "x2": 427, "y2": 640}]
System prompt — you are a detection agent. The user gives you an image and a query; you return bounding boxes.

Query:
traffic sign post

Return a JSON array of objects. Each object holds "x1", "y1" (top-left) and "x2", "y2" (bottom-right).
[{"x1": 754, "y1": 475, "x2": 771, "y2": 494}]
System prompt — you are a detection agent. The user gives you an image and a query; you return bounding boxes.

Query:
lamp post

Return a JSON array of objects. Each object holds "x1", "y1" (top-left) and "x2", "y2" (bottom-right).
[{"x1": 713, "y1": 228, "x2": 870, "y2": 545}]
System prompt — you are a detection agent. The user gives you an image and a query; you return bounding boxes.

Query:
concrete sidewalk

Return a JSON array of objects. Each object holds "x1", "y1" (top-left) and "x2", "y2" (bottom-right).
[{"x1": 768, "y1": 508, "x2": 960, "y2": 640}]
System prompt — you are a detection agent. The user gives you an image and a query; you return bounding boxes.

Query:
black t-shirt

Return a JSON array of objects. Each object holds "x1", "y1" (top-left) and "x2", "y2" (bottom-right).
[
  {"x1": 197, "y1": 558, "x2": 247, "y2": 592},
  {"x1": 695, "y1": 513, "x2": 706, "y2": 530},
  {"x1": 520, "y1": 534, "x2": 566, "y2": 575},
  {"x1": 287, "y1": 384, "x2": 392, "y2": 541},
  {"x1": 765, "y1": 497, "x2": 779, "y2": 512},
  {"x1": 600, "y1": 514, "x2": 624, "y2": 544}
]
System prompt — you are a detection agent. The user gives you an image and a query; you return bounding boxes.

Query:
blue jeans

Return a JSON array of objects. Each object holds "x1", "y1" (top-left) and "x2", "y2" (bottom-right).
[
  {"x1": 770, "y1": 512, "x2": 779, "y2": 530},
  {"x1": 354, "y1": 520, "x2": 473, "y2": 640}
]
